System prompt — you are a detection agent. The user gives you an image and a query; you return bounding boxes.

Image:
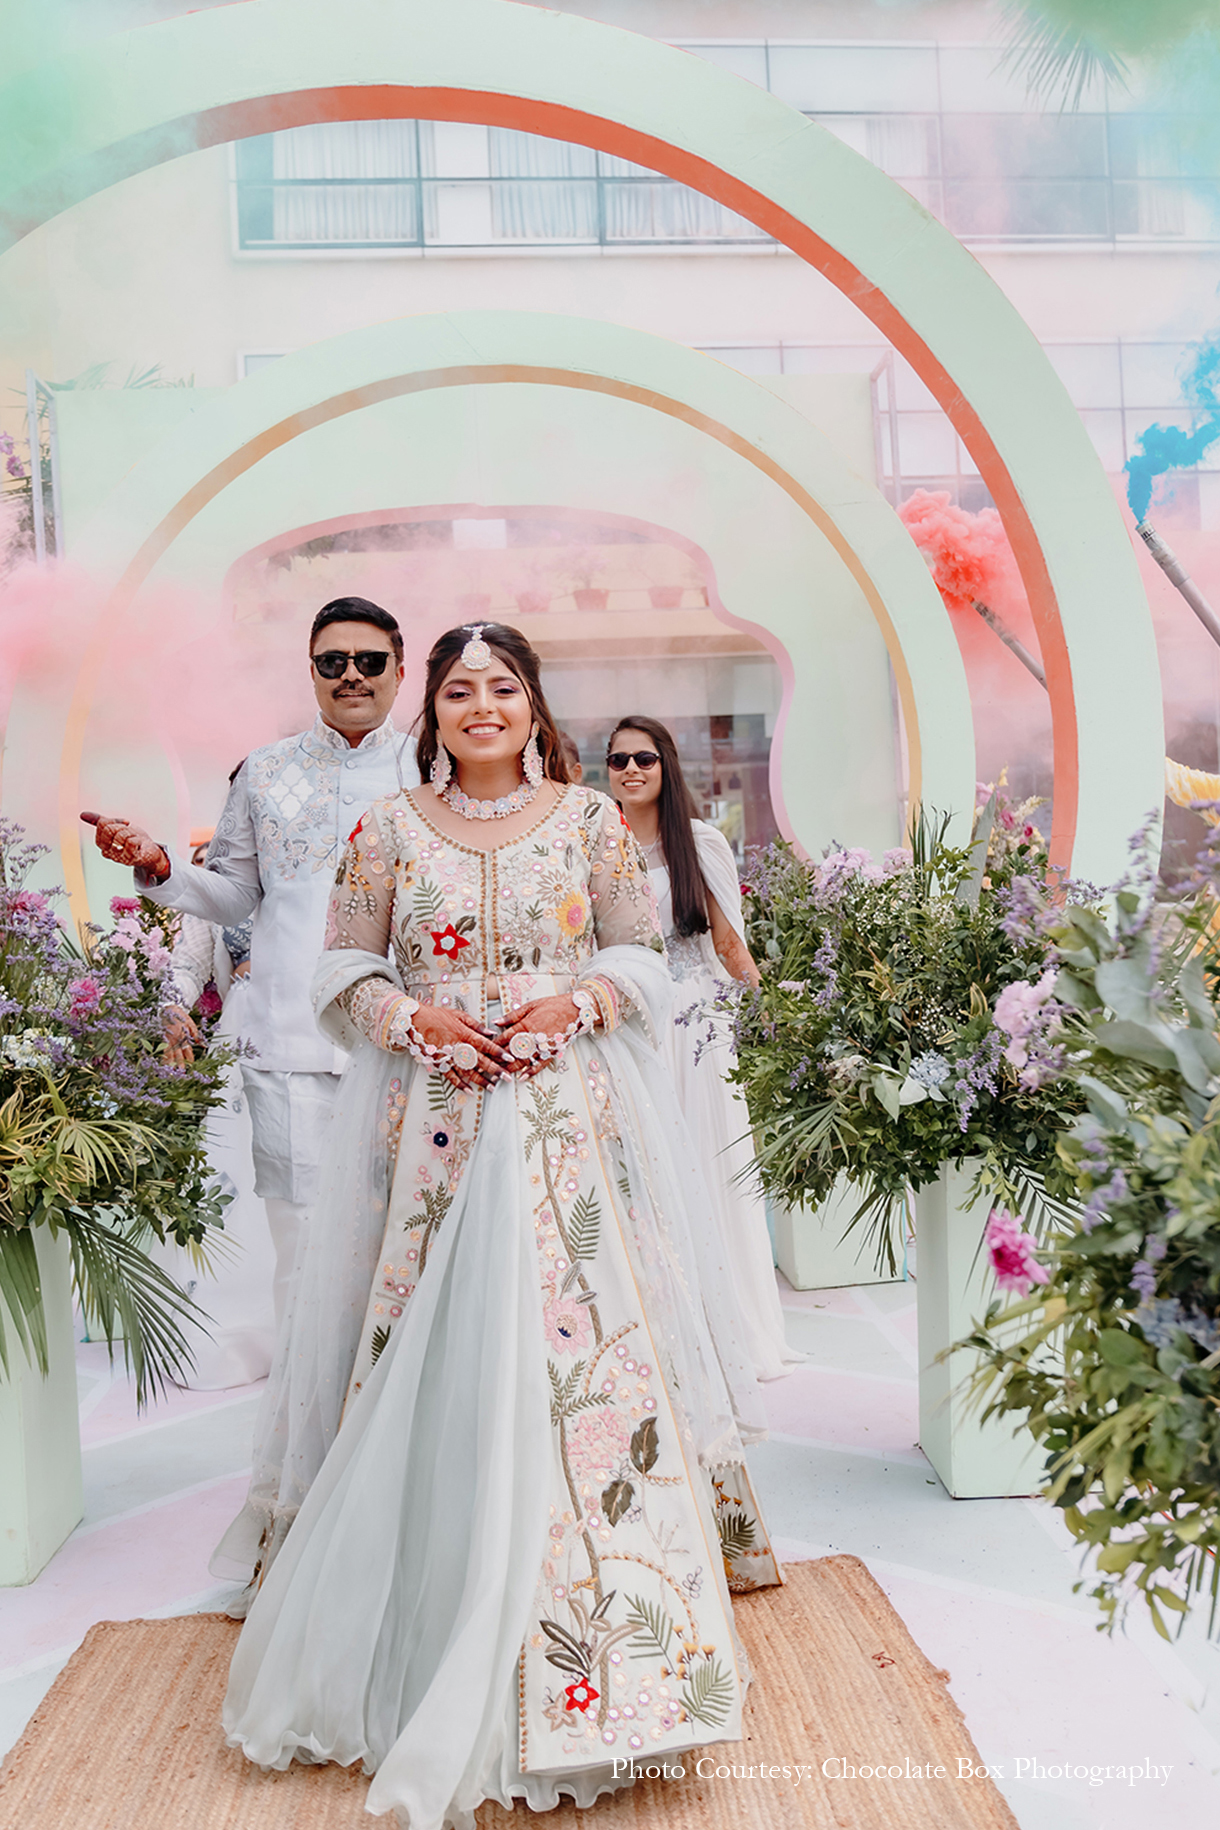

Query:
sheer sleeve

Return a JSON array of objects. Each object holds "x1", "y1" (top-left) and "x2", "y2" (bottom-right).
[
  {"x1": 323, "y1": 806, "x2": 418, "y2": 1047},
  {"x1": 168, "y1": 912, "x2": 216, "y2": 1007},
  {"x1": 587, "y1": 793, "x2": 665, "y2": 954}
]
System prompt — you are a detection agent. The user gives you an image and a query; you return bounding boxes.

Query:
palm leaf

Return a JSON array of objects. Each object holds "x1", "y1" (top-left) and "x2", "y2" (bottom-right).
[
  {"x1": 0, "y1": 1227, "x2": 49, "y2": 1377},
  {"x1": 680, "y1": 1656, "x2": 735, "y2": 1728},
  {"x1": 626, "y1": 1594, "x2": 677, "y2": 1664},
  {"x1": 68, "y1": 1212, "x2": 205, "y2": 1406},
  {"x1": 998, "y1": 3, "x2": 1129, "y2": 109},
  {"x1": 568, "y1": 1191, "x2": 600, "y2": 1261},
  {"x1": 717, "y1": 1506, "x2": 756, "y2": 1561}
]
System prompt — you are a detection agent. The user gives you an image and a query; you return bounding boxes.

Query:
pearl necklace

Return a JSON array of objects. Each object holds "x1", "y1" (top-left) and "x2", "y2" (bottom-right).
[{"x1": 440, "y1": 776, "x2": 540, "y2": 821}]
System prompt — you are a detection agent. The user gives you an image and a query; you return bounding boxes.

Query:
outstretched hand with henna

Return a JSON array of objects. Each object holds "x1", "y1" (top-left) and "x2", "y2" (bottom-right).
[{"x1": 81, "y1": 812, "x2": 170, "y2": 882}]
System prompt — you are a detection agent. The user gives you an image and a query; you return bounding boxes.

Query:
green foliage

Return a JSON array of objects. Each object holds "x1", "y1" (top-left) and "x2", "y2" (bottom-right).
[
  {"x1": 726, "y1": 807, "x2": 1079, "y2": 1269},
  {"x1": 1, "y1": 826, "x2": 235, "y2": 1402},
  {"x1": 969, "y1": 854, "x2": 1220, "y2": 1638},
  {"x1": 999, "y1": 1, "x2": 1215, "y2": 107}
]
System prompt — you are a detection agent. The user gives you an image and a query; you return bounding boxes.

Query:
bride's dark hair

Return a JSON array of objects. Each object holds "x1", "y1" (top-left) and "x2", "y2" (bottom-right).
[
  {"x1": 415, "y1": 623, "x2": 571, "y2": 786},
  {"x1": 608, "y1": 714, "x2": 708, "y2": 939}
]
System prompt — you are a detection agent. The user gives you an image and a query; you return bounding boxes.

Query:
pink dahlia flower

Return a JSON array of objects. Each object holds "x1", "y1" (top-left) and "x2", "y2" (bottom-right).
[{"x1": 986, "y1": 1208, "x2": 1050, "y2": 1297}]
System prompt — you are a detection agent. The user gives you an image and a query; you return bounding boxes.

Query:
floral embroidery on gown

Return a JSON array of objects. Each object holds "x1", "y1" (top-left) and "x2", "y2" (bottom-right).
[{"x1": 222, "y1": 785, "x2": 778, "y2": 1829}]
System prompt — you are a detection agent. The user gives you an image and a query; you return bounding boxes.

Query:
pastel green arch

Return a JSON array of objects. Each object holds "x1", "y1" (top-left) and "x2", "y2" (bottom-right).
[
  {"x1": 0, "y1": 0, "x2": 1162, "y2": 881},
  {"x1": 59, "y1": 311, "x2": 973, "y2": 918}
]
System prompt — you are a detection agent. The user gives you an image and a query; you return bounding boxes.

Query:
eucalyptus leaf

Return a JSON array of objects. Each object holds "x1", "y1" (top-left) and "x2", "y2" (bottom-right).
[
  {"x1": 1094, "y1": 955, "x2": 1158, "y2": 1025},
  {"x1": 1090, "y1": 1019, "x2": 1178, "y2": 1073}
]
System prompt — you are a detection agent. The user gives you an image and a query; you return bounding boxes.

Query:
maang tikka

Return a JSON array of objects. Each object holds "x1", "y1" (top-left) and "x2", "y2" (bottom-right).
[{"x1": 460, "y1": 625, "x2": 493, "y2": 670}]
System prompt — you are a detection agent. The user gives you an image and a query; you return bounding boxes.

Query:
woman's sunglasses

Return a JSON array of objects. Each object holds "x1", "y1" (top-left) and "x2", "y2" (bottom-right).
[
  {"x1": 606, "y1": 750, "x2": 661, "y2": 771},
  {"x1": 311, "y1": 650, "x2": 392, "y2": 680}
]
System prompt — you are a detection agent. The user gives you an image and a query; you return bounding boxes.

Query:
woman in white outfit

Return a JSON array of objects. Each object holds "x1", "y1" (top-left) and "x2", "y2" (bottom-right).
[
  {"x1": 607, "y1": 717, "x2": 799, "y2": 1382},
  {"x1": 221, "y1": 626, "x2": 779, "y2": 1830}
]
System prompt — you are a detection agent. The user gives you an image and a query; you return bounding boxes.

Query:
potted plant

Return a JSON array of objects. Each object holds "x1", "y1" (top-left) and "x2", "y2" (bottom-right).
[
  {"x1": 721, "y1": 796, "x2": 1083, "y2": 1494},
  {"x1": 1, "y1": 819, "x2": 232, "y2": 1582},
  {"x1": 968, "y1": 826, "x2": 1220, "y2": 1637}
]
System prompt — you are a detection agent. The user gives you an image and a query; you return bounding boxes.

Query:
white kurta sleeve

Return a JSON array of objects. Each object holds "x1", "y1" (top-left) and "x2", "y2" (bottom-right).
[{"x1": 136, "y1": 766, "x2": 263, "y2": 927}]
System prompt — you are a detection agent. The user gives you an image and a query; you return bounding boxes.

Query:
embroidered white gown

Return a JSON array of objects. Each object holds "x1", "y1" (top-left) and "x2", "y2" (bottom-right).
[
  {"x1": 649, "y1": 821, "x2": 801, "y2": 1383},
  {"x1": 222, "y1": 786, "x2": 779, "y2": 1830}
]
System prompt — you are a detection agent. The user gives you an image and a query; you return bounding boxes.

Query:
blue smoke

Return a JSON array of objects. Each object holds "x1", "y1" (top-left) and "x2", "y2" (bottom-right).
[{"x1": 1126, "y1": 333, "x2": 1220, "y2": 522}]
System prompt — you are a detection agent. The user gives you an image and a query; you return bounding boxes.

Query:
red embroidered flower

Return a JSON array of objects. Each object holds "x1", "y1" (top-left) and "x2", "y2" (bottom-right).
[
  {"x1": 431, "y1": 924, "x2": 470, "y2": 960},
  {"x1": 564, "y1": 1679, "x2": 599, "y2": 1714}
]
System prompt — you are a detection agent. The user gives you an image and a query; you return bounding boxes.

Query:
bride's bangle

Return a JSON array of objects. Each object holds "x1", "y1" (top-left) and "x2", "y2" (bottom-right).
[{"x1": 580, "y1": 976, "x2": 621, "y2": 1033}]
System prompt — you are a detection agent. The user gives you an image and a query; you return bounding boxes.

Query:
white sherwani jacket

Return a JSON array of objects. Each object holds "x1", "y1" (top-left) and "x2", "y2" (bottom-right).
[{"x1": 140, "y1": 715, "x2": 417, "y2": 1073}]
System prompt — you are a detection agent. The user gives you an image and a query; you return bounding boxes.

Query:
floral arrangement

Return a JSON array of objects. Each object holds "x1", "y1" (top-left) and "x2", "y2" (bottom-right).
[
  {"x1": 1, "y1": 818, "x2": 234, "y2": 1402},
  {"x1": 724, "y1": 792, "x2": 1083, "y2": 1267},
  {"x1": 967, "y1": 826, "x2": 1220, "y2": 1639}
]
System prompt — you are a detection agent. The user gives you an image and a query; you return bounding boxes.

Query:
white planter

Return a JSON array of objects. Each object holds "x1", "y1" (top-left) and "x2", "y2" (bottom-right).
[
  {"x1": 915, "y1": 1161, "x2": 1042, "y2": 1499},
  {"x1": 770, "y1": 1180, "x2": 904, "y2": 1291},
  {"x1": 0, "y1": 1228, "x2": 84, "y2": 1585}
]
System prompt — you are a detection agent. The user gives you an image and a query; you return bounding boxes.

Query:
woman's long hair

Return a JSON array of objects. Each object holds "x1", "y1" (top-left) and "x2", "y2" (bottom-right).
[
  {"x1": 609, "y1": 715, "x2": 708, "y2": 938},
  {"x1": 415, "y1": 623, "x2": 571, "y2": 786}
]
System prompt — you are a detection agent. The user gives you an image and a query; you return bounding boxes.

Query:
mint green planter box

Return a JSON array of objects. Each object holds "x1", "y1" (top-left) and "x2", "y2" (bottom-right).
[
  {"x1": 0, "y1": 1229, "x2": 84, "y2": 1585},
  {"x1": 915, "y1": 1162, "x2": 1042, "y2": 1499},
  {"x1": 771, "y1": 1180, "x2": 904, "y2": 1291}
]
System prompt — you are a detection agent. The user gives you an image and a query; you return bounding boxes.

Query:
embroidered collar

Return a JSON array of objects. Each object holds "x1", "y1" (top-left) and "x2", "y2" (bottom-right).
[{"x1": 304, "y1": 714, "x2": 399, "y2": 761}]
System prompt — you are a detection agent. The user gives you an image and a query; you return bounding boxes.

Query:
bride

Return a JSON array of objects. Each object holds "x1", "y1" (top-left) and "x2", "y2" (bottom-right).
[{"x1": 222, "y1": 624, "x2": 778, "y2": 1828}]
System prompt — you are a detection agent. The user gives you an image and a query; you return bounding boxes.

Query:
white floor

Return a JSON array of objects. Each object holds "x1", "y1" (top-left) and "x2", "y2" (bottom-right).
[{"x1": 2, "y1": 1277, "x2": 1218, "y2": 1828}]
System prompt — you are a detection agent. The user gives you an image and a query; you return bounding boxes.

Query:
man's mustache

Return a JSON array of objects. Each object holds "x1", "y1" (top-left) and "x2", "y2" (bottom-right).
[{"x1": 332, "y1": 684, "x2": 374, "y2": 696}]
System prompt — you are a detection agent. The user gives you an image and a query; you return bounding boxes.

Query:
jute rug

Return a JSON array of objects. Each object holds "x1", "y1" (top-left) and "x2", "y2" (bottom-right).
[{"x1": 0, "y1": 1555, "x2": 1017, "y2": 1830}]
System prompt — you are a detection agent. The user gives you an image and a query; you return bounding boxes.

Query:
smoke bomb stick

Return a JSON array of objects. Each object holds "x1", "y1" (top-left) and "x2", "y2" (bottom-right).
[
  {"x1": 1136, "y1": 519, "x2": 1220, "y2": 651},
  {"x1": 971, "y1": 600, "x2": 1047, "y2": 689}
]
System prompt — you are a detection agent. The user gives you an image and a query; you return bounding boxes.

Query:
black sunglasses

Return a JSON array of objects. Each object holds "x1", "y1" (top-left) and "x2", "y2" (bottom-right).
[
  {"x1": 606, "y1": 750, "x2": 661, "y2": 771},
  {"x1": 311, "y1": 649, "x2": 393, "y2": 680}
]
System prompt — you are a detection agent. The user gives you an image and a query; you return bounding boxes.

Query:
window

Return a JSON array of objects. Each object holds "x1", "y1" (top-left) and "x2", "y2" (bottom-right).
[
  {"x1": 235, "y1": 122, "x2": 768, "y2": 251},
  {"x1": 232, "y1": 46, "x2": 1220, "y2": 254}
]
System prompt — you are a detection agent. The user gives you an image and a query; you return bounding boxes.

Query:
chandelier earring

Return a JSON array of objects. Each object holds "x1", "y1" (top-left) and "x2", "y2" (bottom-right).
[
  {"x1": 522, "y1": 723, "x2": 544, "y2": 789},
  {"x1": 430, "y1": 743, "x2": 453, "y2": 793}
]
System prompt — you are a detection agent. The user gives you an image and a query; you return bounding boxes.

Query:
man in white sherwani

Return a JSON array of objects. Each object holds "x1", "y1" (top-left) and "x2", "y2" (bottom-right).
[{"x1": 85, "y1": 596, "x2": 417, "y2": 1325}]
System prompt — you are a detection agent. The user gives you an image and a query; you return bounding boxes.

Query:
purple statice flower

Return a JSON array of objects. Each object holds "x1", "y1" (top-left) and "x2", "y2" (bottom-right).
[
  {"x1": 1081, "y1": 1167, "x2": 1129, "y2": 1234},
  {"x1": 1129, "y1": 1259, "x2": 1159, "y2": 1300},
  {"x1": 786, "y1": 1055, "x2": 812, "y2": 1091},
  {"x1": 986, "y1": 1209, "x2": 1051, "y2": 1297},
  {"x1": 997, "y1": 874, "x2": 1043, "y2": 943},
  {"x1": 810, "y1": 933, "x2": 839, "y2": 1009},
  {"x1": 952, "y1": 1029, "x2": 1004, "y2": 1130}
]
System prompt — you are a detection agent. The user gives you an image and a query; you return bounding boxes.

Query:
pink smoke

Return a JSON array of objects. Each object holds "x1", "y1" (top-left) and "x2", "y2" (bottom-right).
[{"x1": 897, "y1": 488, "x2": 1020, "y2": 616}]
